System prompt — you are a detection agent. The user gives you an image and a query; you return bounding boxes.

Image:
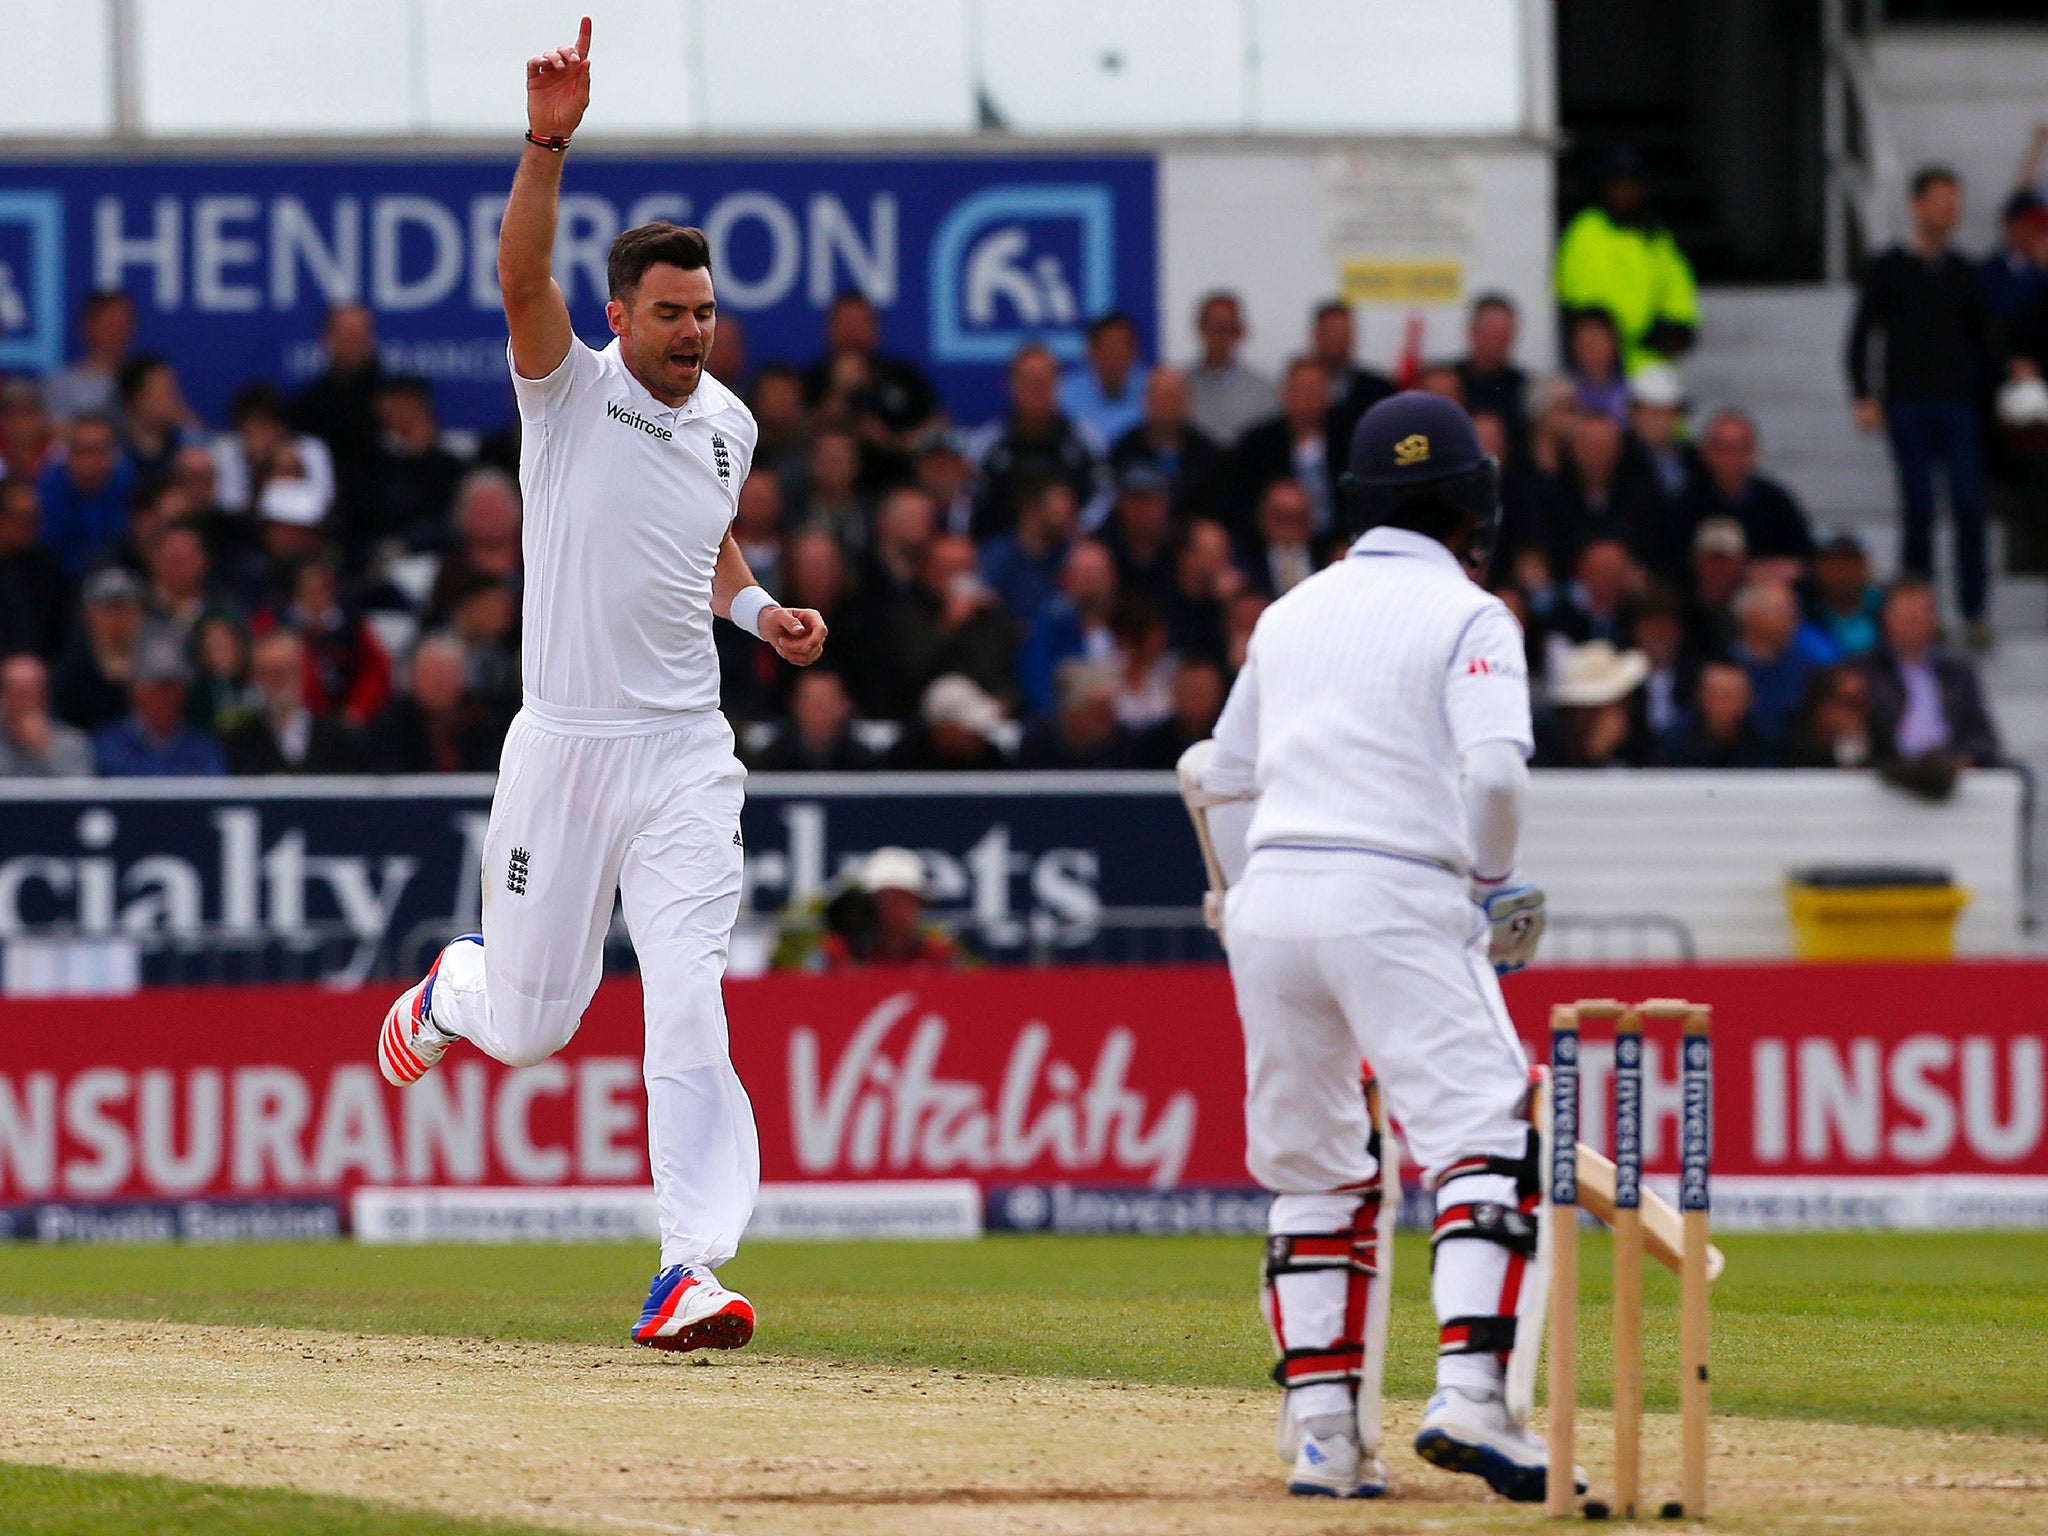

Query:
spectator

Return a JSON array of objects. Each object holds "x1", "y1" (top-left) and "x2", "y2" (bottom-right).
[
  {"x1": 1809, "y1": 533, "x2": 1885, "y2": 658},
  {"x1": 785, "y1": 530, "x2": 870, "y2": 711},
  {"x1": 1682, "y1": 515, "x2": 1748, "y2": 660},
  {"x1": 0, "y1": 378, "x2": 58, "y2": 480},
  {"x1": 1982, "y1": 189, "x2": 2048, "y2": 335},
  {"x1": 215, "y1": 478, "x2": 331, "y2": 615},
  {"x1": 214, "y1": 382, "x2": 337, "y2": 521},
  {"x1": 1132, "y1": 657, "x2": 1227, "y2": 768},
  {"x1": 1020, "y1": 538, "x2": 1119, "y2": 715},
  {"x1": 92, "y1": 635, "x2": 226, "y2": 777},
  {"x1": 1243, "y1": 478, "x2": 1318, "y2": 599},
  {"x1": 1308, "y1": 299, "x2": 1397, "y2": 462},
  {"x1": 361, "y1": 635, "x2": 508, "y2": 773},
  {"x1": 1785, "y1": 664, "x2": 1878, "y2": 770},
  {"x1": 801, "y1": 292, "x2": 940, "y2": 448},
  {"x1": 1859, "y1": 577, "x2": 2001, "y2": 768},
  {"x1": 51, "y1": 566, "x2": 146, "y2": 731},
  {"x1": 1682, "y1": 411, "x2": 1816, "y2": 578},
  {"x1": 708, "y1": 309, "x2": 749, "y2": 395},
  {"x1": 116, "y1": 355, "x2": 193, "y2": 481},
  {"x1": 749, "y1": 363, "x2": 810, "y2": 495},
  {"x1": 1223, "y1": 589, "x2": 1268, "y2": 675},
  {"x1": 969, "y1": 344, "x2": 1098, "y2": 540},
  {"x1": 793, "y1": 426, "x2": 870, "y2": 556},
  {"x1": 291, "y1": 303, "x2": 386, "y2": 523},
  {"x1": 888, "y1": 674, "x2": 1010, "y2": 770},
  {"x1": 1186, "y1": 290, "x2": 1277, "y2": 448},
  {"x1": 1556, "y1": 145, "x2": 1699, "y2": 370},
  {"x1": 1059, "y1": 311, "x2": 1150, "y2": 447},
  {"x1": 443, "y1": 572, "x2": 522, "y2": 713},
  {"x1": 1164, "y1": 519, "x2": 1238, "y2": 664},
  {"x1": 45, "y1": 289, "x2": 136, "y2": 422},
  {"x1": 222, "y1": 629, "x2": 357, "y2": 775},
  {"x1": 912, "y1": 429, "x2": 976, "y2": 536},
  {"x1": 978, "y1": 474, "x2": 1077, "y2": 623},
  {"x1": 1624, "y1": 579, "x2": 1693, "y2": 739},
  {"x1": 1550, "y1": 535, "x2": 1638, "y2": 649},
  {"x1": 1019, "y1": 659, "x2": 1133, "y2": 769},
  {"x1": 731, "y1": 465, "x2": 786, "y2": 595},
  {"x1": 255, "y1": 554, "x2": 392, "y2": 727},
  {"x1": 1107, "y1": 594, "x2": 1175, "y2": 731},
  {"x1": 0, "y1": 477, "x2": 71, "y2": 660},
  {"x1": 1624, "y1": 362, "x2": 1695, "y2": 504},
  {"x1": 1847, "y1": 165, "x2": 1993, "y2": 640},
  {"x1": 0, "y1": 654, "x2": 93, "y2": 777},
  {"x1": 840, "y1": 487, "x2": 937, "y2": 713},
  {"x1": 1661, "y1": 660, "x2": 1773, "y2": 768},
  {"x1": 366, "y1": 376, "x2": 467, "y2": 554},
  {"x1": 1100, "y1": 461, "x2": 1176, "y2": 605},
  {"x1": 1728, "y1": 579, "x2": 1835, "y2": 748},
  {"x1": 817, "y1": 847, "x2": 959, "y2": 969},
  {"x1": 865, "y1": 533, "x2": 1017, "y2": 721},
  {"x1": 1534, "y1": 640, "x2": 1652, "y2": 768},
  {"x1": 428, "y1": 469, "x2": 524, "y2": 622},
  {"x1": 1416, "y1": 362, "x2": 1464, "y2": 402},
  {"x1": 187, "y1": 614, "x2": 258, "y2": 736},
  {"x1": 1526, "y1": 374, "x2": 1579, "y2": 477},
  {"x1": 1107, "y1": 365, "x2": 1227, "y2": 523},
  {"x1": 1565, "y1": 310, "x2": 1631, "y2": 423},
  {"x1": 1474, "y1": 407, "x2": 1546, "y2": 571},
  {"x1": 1541, "y1": 411, "x2": 1665, "y2": 565},
  {"x1": 749, "y1": 670, "x2": 880, "y2": 773},
  {"x1": 1455, "y1": 293, "x2": 1531, "y2": 450},
  {"x1": 140, "y1": 520, "x2": 238, "y2": 656},
  {"x1": 37, "y1": 414, "x2": 134, "y2": 575},
  {"x1": 1229, "y1": 357, "x2": 1337, "y2": 536}
]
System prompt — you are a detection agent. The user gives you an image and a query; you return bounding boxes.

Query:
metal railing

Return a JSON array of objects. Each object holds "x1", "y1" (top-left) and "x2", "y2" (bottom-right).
[{"x1": 1822, "y1": 0, "x2": 1901, "y2": 281}]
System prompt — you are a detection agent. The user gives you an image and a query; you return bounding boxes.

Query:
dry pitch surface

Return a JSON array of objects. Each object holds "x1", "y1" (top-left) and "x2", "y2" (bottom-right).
[{"x1": 4, "y1": 1315, "x2": 2045, "y2": 1536}]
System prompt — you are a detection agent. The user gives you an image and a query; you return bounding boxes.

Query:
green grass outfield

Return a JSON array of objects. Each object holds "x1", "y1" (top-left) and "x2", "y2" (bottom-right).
[{"x1": 5, "y1": 1229, "x2": 2044, "y2": 1438}]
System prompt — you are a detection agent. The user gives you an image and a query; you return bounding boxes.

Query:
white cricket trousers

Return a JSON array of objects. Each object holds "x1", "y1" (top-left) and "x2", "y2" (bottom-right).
[
  {"x1": 428, "y1": 700, "x2": 758, "y2": 1272},
  {"x1": 1226, "y1": 849, "x2": 1533, "y2": 1399}
]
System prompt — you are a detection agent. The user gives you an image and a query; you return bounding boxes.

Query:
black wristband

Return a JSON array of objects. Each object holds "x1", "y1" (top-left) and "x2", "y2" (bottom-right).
[{"x1": 525, "y1": 130, "x2": 571, "y2": 153}]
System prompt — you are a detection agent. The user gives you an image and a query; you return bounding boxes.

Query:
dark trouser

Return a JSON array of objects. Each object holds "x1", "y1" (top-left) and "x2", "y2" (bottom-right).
[{"x1": 1885, "y1": 398, "x2": 1988, "y2": 620}]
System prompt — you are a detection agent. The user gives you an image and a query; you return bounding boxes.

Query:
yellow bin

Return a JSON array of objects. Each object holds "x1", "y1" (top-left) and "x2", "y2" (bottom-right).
[{"x1": 1784, "y1": 866, "x2": 1969, "y2": 961}]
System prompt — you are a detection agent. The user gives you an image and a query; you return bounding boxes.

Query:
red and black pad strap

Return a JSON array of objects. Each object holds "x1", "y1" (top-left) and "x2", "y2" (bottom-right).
[
  {"x1": 1439, "y1": 1314, "x2": 1518, "y2": 1357},
  {"x1": 1429, "y1": 1201, "x2": 1537, "y2": 1272},
  {"x1": 1272, "y1": 1342, "x2": 1364, "y2": 1388}
]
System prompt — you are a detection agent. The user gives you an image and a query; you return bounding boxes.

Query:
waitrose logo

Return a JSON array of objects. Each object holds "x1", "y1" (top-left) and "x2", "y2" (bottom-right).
[{"x1": 605, "y1": 400, "x2": 673, "y2": 440}]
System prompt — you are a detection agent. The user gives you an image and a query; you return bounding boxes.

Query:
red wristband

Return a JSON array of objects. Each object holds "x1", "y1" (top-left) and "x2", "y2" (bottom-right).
[{"x1": 525, "y1": 130, "x2": 571, "y2": 153}]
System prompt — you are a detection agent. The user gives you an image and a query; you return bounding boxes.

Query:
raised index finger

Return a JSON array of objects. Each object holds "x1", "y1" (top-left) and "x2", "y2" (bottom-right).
[{"x1": 576, "y1": 15, "x2": 592, "y2": 57}]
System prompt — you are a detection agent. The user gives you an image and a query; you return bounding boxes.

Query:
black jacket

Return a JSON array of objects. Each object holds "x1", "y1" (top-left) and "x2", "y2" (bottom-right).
[
  {"x1": 1846, "y1": 246, "x2": 1990, "y2": 402},
  {"x1": 223, "y1": 713, "x2": 360, "y2": 775},
  {"x1": 1858, "y1": 646, "x2": 2001, "y2": 766}
]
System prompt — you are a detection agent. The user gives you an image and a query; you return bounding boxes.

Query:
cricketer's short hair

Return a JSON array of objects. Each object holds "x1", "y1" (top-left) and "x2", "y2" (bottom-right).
[{"x1": 607, "y1": 223, "x2": 713, "y2": 301}]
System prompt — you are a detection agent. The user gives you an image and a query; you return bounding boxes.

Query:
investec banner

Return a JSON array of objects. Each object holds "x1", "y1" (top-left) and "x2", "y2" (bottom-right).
[
  {"x1": 1, "y1": 964, "x2": 2044, "y2": 1236},
  {"x1": 0, "y1": 155, "x2": 1156, "y2": 429},
  {"x1": 0, "y1": 775, "x2": 1196, "y2": 982}
]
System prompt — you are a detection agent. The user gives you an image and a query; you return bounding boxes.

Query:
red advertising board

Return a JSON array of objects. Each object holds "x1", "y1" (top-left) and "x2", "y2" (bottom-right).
[{"x1": 2, "y1": 964, "x2": 2044, "y2": 1220}]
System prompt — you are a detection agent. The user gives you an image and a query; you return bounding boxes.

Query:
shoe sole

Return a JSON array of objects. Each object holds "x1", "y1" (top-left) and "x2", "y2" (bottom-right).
[
  {"x1": 634, "y1": 1300, "x2": 755, "y2": 1354},
  {"x1": 1286, "y1": 1480, "x2": 1387, "y2": 1499},
  {"x1": 1413, "y1": 1428, "x2": 1545, "y2": 1503}
]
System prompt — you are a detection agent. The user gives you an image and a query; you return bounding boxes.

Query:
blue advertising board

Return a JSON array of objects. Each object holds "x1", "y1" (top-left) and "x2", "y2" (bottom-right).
[
  {"x1": 0, "y1": 154, "x2": 1157, "y2": 430},
  {"x1": 0, "y1": 773, "x2": 1207, "y2": 985}
]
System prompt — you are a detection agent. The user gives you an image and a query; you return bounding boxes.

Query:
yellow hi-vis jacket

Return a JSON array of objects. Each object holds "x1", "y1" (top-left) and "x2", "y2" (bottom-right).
[{"x1": 1554, "y1": 207, "x2": 1700, "y2": 372}]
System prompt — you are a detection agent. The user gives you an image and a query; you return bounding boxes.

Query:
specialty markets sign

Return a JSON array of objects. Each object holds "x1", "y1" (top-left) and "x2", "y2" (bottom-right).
[{"x1": 0, "y1": 155, "x2": 1156, "y2": 429}]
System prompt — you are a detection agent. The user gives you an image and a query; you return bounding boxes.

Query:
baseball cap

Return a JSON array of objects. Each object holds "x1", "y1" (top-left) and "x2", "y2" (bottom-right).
[
  {"x1": 921, "y1": 674, "x2": 1004, "y2": 738},
  {"x1": 1692, "y1": 516, "x2": 1747, "y2": 559},
  {"x1": 133, "y1": 634, "x2": 192, "y2": 686},
  {"x1": 259, "y1": 477, "x2": 327, "y2": 527},
  {"x1": 2002, "y1": 188, "x2": 2048, "y2": 228},
  {"x1": 82, "y1": 566, "x2": 144, "y2": 607},
  {"x1": 1628, "y1": 363, "x2": 1686, "y2": 410},
  {"x1": 859, "y1": 846, "x2": 930, "y2": 899}
]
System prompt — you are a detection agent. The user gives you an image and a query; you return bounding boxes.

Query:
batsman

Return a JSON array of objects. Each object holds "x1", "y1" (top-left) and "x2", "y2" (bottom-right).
[{"x1": 1180, "y1": 391, "x2": 1568, "y2": 1501}]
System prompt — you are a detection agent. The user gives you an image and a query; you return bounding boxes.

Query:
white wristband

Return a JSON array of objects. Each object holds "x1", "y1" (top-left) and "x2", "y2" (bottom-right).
[{"x1": 730, "y1": 585, "x2": 778, "y2": 642}]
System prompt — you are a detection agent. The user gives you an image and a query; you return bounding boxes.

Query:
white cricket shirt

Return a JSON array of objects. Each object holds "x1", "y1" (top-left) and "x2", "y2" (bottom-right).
[
  {"x1": 510, "y1": 337, "x2": 756, "y2": 714},
  {"x1": 1211, "y1": 525, "x2": 1533, "y2": 875}
]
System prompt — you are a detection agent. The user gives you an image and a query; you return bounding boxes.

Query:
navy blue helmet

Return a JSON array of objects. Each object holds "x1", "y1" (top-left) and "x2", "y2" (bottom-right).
[{"x1": 1337, "y1": 390, "x2": 1502, "y2": 570}]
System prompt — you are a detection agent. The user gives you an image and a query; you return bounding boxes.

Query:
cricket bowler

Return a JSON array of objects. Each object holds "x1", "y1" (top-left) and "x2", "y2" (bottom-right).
[
  {"x1": 376, "y1": 16, "x2": 827, "y2": 1353},
  {"x1": 1184, "y1": 391, "x2": 1572, "y2": 1499}
]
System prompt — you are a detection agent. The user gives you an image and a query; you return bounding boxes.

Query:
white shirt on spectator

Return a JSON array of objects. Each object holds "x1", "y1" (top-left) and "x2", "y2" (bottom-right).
[
  {"x1": 1895, "y1": 658, "x2": 1950, "y2": 757},
  {"x1": 212, "y1": 433, "x2": 337, "y2": 518}
]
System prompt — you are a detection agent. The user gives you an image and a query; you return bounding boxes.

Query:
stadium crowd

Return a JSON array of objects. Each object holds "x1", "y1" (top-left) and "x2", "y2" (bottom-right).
[{"x1": 2, "y1": 155, "x2": 2034, "y2": 786}]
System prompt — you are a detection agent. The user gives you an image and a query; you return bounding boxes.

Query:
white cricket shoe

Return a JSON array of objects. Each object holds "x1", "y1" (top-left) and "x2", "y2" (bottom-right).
[
  {"x1": 1286, "y1": 1413, "x2": 1390, "y2": 1499},
  {"x1": 1413, "y1": 1385, "x2": 1583, "y2": 1503},
  {"x1": 376, "y1": 938, "x2": 468, "y2": 1087},
  {"x1": 632, "y1": 1264, "x2": 756, "y2": 1352}
]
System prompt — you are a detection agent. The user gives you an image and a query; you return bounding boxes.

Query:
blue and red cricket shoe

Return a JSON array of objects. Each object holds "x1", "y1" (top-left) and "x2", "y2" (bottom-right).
[{"x1": 632, "y1": 1265, "x2": 756, "y2": 1353}]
